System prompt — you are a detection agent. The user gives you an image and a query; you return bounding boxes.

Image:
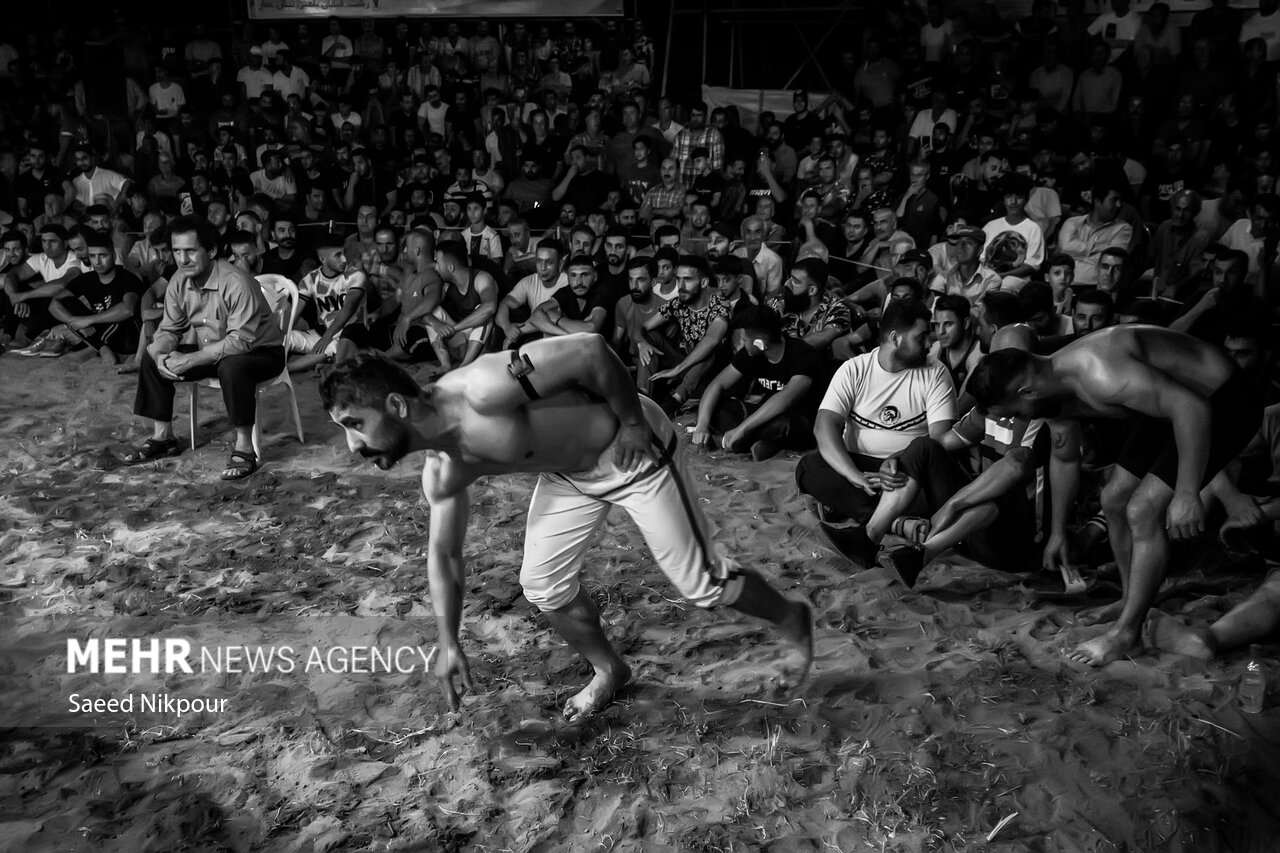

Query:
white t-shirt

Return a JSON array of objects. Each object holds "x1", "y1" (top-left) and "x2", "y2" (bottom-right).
[
  {"x1": 236, "y1": 67, "x2": 274, "y2": 100},
  {"x1": 148, "y1": 82, "x2": 186, "y2": 117},
  {"x1": 982, "y1": 215, "x2": 1045, "y2": 270},
  {"x1": 417, "y1": 100, "x2": 449, "y2": 138},
  {"x1": 27, "y1": 252, "x2": 83, "y2": 282},
  {"x1": 1026, "y1": 186, "x2": 1062, "y2": 239},
  {"x1": 1087, "y1": 10, "x2": 1142, "y2": 63},
  {"x1": 919, "y1": 22, "x2": 953, "y2": 64},
  {"x1": 270, "y1": 67, "x2": 311, "y2": 100},
  {"x1": 250, "y1": 169, "x2": 297, "y2": 200},
  {"x1": 72, "y1": 167, "x2": 129, "y2": 207},
  {"x1": 907, "y1": 108, "x2": 957, "y2": 155},
  {"x1": 507, "y1": 272, "x2": 566, "y2": 309},
  {"x1": 299, "y1": 267, "x2": 366, "y2": 328},
  {"x1": 464, "y1": 225, "x2": 504, "y2": 263},
  {"x1": 818, "y1": 348, "x2": 957, "y2": 458},
  {"x1": 1241, "y1": 10, "x2": 1280, "y2": 62}
]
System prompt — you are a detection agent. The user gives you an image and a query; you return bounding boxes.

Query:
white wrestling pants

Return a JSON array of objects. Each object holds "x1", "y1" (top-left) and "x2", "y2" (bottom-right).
[{"x1": 519, "y1": 396, "x2": 747, "y2": 612}]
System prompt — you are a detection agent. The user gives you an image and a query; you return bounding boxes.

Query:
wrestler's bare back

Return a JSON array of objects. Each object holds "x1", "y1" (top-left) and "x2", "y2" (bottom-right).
[
  {"x1": 419, "y1": 353, "x2": 628, "y2": 498},
  {"x1": 1048, "y1": 325, "x2": 1235, "y2": 419}
]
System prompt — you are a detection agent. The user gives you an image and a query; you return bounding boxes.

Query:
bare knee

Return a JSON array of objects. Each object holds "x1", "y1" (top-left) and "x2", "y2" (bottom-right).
[
  {"x1": 1101, "y1": 477, "x2": 1136, "y2": 518},
  {"x1": 1125, "y1": 494, "x2": 1164, "y2": 537}
]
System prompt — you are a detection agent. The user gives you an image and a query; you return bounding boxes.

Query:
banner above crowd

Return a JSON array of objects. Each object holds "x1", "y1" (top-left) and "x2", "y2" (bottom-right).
[{"x1": 249, "y1": 0, "x2": 623, "y2": 18}]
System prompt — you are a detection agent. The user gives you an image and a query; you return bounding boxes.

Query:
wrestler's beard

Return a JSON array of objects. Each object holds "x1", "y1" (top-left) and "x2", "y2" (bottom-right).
[{"x1": 359, "y1": 421, "x2": 413, "y2": 470}]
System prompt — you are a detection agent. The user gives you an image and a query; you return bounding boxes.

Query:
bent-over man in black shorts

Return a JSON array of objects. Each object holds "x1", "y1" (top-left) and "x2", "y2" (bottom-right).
[{"x1": 969, "y1": 326, "x2": 1262, "y2": 666}]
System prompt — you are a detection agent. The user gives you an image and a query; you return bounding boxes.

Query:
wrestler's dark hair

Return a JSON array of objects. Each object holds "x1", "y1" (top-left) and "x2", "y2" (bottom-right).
[
  {"x1": 319, "y1": 352, "x2": 423, "y2": 412},
  {"x1": 879, "y1": 296, "x2": 931, "y2": 341},
  {"x1": 969, "y1": 349, "x2": 1036, "y2": 410}
]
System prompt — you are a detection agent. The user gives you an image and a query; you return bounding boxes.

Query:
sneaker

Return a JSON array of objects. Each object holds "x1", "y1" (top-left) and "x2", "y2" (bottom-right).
[
  {"x1": 13, "y1": 335, "x2": 50, "y2": 357},
  {"x1": 750, "y1": 439, "x2": 781, "y2": 462},
  {"x1": 37, "y1": 338, "x2": 70, "y2": 358}
]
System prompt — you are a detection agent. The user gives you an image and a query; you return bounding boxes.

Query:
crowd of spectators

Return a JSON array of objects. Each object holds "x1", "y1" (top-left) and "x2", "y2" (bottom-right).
[{"x1": 1, "y1": 3, "x2": 1279, "y2": 658}]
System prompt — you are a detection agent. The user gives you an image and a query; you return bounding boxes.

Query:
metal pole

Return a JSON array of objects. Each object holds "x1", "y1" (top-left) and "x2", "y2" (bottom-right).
[
  {"x1": 781, "y1": 2, "x2": 851, "y2": 90},
  {"x1": 701, "y1": 0, "x2": 709, "y2": 88},
  {"x1": 661, "y1": 0, "x2": 675, "y2": 97},
  {"x1": 728, "y1": 17, "x2": 735, "y2": 87}
]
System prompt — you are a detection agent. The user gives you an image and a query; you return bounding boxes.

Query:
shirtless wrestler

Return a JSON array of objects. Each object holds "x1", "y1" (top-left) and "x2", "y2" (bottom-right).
[
  {"x1": 320, "y1": 333, "x2": 814, "y2": 719},
  {"x1": 969, "y1": 326, "x2": 1263, "y2": 666}
]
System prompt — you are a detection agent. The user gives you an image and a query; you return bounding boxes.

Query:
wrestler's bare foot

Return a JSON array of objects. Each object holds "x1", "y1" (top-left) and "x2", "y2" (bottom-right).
[
  {"x1": 1077, "y1": 599, "x2": 1123, "y2": 627},
  {"x1": 1145, "y1": 611, "x2": 1215, "y2": 661},
  {"x1": 772, "y1": 599, "x2": 814, "y2": 693},
  {"x1": 563, "y1": 660, "x2": 631, "y2": 722},
  {"x1": 1066, "y1": 627, "x2": 1139, "y2": 667}
]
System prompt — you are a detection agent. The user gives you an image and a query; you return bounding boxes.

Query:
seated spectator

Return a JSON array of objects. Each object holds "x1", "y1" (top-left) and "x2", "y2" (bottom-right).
[
  {"x1": 1169, "y1": 248, "x2": 1264, "y2": 343},
  {"x1": 1055, "y1": 177, "x2": 1133, "y2": 287},
  {"x1": 1222, "y1": 317, "x2": 1280, "y2": 405},
  {"x1": 1072, "y1": 289, "x2": 1117, "y2": 337},
  {"x1": 929, "y1": 294, "x2": 982, "y2": 399},
  {"x1": 528, "y1": 254, "x2": 609, "y2": 338},
  {"x1": 612, "y1": 255, "x2": 665, "y2": 384},
  {"x1": 13, "y1": 231, "x2": 143, "y2": 364},
  {"x1": 641, "y1": 254, "x2": 730, "y2": 412},
  {"x1": 766, "y1": 257, "x2": 852, "y2": 359},
  {"x1": 982, "y1": 173, "x2": 1045, "y2": 287},
  {"x1": 940, "y1": 226, "x2": 1001, "y2": 307},
  {"x1": 1150, "y1": 189, "x2": 1212, "y2": 299},
  {"x1": 691, "y1": 306, "x2": 824, "y2": 461},
  {"x1": 733, "y1": 215, "x2": 784, "y2": 297},
  {"x1": 1019, "y1": 280, "x2": 1073, "y2": 339},
  {"x1": 288, "y1": 230, "x2": 369, "y2": 373},
  {"x1": 1219, "y1": 193, "x2": 1279, "y2": 289},
  {"x1": 2, "y1": 224, "x2": 84, "y2": 348},
  {"x1": 419, "y1": 240, "x2": 497, "y2": 371},
  {"x1": 795, "y1": 298, "x2": 957, "y2": 563},
  {"x1": 120, "y1": 216, "x2": 284, "y2": 481}
]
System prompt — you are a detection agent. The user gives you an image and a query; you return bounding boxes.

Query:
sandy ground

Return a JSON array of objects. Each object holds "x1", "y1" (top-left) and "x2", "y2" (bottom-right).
[{"x1": 1, "y1": 355, "x2": 1279, "y2": 853}]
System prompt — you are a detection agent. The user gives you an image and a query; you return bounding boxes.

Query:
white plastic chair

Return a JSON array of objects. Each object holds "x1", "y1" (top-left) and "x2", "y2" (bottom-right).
[{"x1": 188, "y1": 274, "x2": 305, "y2": 456}]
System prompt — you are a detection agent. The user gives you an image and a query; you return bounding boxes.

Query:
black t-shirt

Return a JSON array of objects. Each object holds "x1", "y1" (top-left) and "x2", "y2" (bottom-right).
[
  {"x1": 552, "y1": 285, "x2": 608, "y2": 329},
  {"x1": 64, "y1": 269, "x2": 145, "y2": 315},
  {"x1": 261, "y1": 247, "x2": 309, "y2": 282},
  {"x1": 562, "y1": 169, "x2": 614, "y2": 214},
  {"x1": 1141, "y1": 164, "x2": 1199, "y2": 223},
  {"x1": 730, "y1": 337, "x2": 826, "y2": 416},
  {"x1": 15, "y1": 167, "x2": 68, "y2": 212},
  {"x1": 690, "y1": 170, "x2": 726, "y2": 206}
]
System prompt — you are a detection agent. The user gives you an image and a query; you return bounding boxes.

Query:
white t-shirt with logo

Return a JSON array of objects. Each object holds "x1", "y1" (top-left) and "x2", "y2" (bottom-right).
[
  {"x1": 299, "y1": 267, "x2": 367, "y2": 329},
  {"x1": 819, "y1": 347, "x2": 956, "y2": 457},
  {"x1": 507, "y1": 271, "x2": 566, "y2": 309}
]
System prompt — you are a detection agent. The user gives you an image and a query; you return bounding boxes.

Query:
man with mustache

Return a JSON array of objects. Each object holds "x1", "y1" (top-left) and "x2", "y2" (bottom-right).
[
  {"x1": 260, "y1": 214, "x2": 316, "y2": 282},
  {"x1": 320, "y1": 338, "x2": 813, "y2": 720},
  {"x1": 766, "y1": 257, "x2": 852, "y2": 360},
  {"x1": 121, "y1": 216, "x2": 285, "y2": 480},
  {"x1": 968, "y1": 326, "x2": 1262, "y2": 666}
]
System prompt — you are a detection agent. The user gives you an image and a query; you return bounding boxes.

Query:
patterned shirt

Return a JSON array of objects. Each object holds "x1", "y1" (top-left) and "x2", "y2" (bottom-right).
[
  {"x1": 659, "y1": 293, "x2": 730, "y2": 353},
  {"x1": 768, "y1": 292, "x2": 853, "y2": 340},
  {"x1": 641, "y1": 181, "x2": 688, "y2": 218},
  {"x1": 671, "y1": 126, "x2": 724, "y2": 183}
]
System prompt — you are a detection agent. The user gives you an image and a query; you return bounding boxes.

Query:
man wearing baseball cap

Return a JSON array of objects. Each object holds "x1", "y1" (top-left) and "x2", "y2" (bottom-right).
[{"x1": 941, "y1": 226, "x2": 1001, "y2": 308}]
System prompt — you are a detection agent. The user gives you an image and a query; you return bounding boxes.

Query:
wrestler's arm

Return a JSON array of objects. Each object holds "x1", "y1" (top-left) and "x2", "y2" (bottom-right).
[
  {"x1": 1044, "y1": 418, "x2": 1082, "y2": 570},
  {"x1": 467, "y1": 333, "x2": 657, "y2": 468},
  {"x1": 423, "y1": 452, "x2": 474, "y2": 711}
]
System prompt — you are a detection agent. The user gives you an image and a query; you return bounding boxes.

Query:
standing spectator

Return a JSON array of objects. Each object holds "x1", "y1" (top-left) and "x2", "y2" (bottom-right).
[
  {"x1": 1240, "y1": 0, "x2": 1280, "y2": 62},
  {"x1": 671, "y1": 102, "x2": 723, "y2": 185},
  {"x1": 1088, "y1": 0, "x2": 1142, "y2": 65}
]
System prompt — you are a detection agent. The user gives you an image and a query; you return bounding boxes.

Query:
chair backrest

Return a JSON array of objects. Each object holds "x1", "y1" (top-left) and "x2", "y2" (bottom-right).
[{"x1": 255, "y1": 274, "x2": 301, "y2": 336}]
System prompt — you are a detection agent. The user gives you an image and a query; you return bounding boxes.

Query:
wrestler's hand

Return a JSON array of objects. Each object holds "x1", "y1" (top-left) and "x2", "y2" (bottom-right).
[
  {"x1": 615, "y1": 420, "x2": 657, "y2": 470},
  {"x1": 1167, "y1": 491, "x2": 1206, "y2": 540},
  {"x1": 1042, "y1": 532, "x2": 1071, "y2": 573},
  {"x1": 430, "y1": 641, "x2": 473, "y2": 712}
]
